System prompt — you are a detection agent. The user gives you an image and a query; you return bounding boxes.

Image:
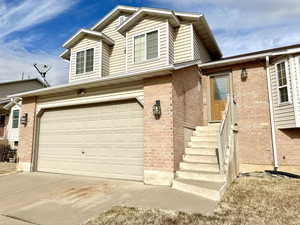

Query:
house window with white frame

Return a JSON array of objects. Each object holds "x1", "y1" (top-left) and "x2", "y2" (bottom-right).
[
  {"x1": 76, "y1": 48, "x2": 94, "y2": 74},
  {"x1": 134, "y1": 30, "x2": 158, "y2": 63},
  {"x1": 276, "y1": 61, "x2": 289, "y2": 103}
]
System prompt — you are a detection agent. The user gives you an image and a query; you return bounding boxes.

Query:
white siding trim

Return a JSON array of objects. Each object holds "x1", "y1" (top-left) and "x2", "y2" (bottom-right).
[
  {"x1": 291, "y1": 56, "x2": 300, "y2": 126},
  {"x1": 166, "y1": 20, "x2": 170, "y2": 65},
  {"x1": 125, "y1": 32, "x2": 128, "y2": 72},
  {"x1": 36, "y1": 89, "x2": 144, "y2": 113},
  {"x1": 191, "y1": 24, "x2": 194, "y2": 60}
]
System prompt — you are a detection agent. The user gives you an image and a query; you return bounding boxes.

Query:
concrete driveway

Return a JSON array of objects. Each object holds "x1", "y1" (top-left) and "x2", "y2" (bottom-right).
[{"x1": 0, "y1": 173, "x2": 217, "y2": 225}]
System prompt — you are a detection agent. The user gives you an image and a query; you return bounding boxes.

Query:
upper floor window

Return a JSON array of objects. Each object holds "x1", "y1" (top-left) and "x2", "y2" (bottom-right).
[
  {"x1": 134, "y1": 30, "x2": 158, "y2": 63},
  {"x1": 76, "y1": 48, "x2": 94, "y2": 74},
  {"x1": 276, "y1": 61, "x2": 289, "y2": 104},
  {"x1": 12, "y1": 110, "x2": 19, "y2": 129}
]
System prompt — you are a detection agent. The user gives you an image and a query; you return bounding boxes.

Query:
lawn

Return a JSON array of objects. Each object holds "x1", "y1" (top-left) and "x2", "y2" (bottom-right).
[{"x1": 84, "y1": 174, "x2": 300, "y2": 225}]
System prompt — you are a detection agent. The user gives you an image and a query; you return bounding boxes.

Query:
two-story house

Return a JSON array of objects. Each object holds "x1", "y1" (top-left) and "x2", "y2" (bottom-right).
[{"x1": 12, "y1": 5, "x2": 300, "y2": 201}]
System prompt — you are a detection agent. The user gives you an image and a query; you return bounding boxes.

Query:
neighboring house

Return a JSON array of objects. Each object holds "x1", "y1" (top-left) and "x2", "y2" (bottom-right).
[
  {"x1": 0, "y1": 79, "x2": 45, "y2": 150},
  {"x1": 11, "y1": 5, "x2": 300, "y2": 201}
]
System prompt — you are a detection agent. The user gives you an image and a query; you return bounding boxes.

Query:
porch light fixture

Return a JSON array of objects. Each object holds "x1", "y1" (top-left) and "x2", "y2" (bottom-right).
[
  {"x1": 21, "y1": 113, "x2": 28, "y2": 126},
  {"x1": 152, "y1": 100, "x2": 161, "y2": 120},
  {"x1": 241, "y1": 68, "x2": 248, "y2": 81}
]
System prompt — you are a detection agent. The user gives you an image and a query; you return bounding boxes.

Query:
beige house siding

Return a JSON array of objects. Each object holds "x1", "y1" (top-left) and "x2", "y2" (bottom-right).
[
  {"x1": 0, "y1": 80, "x2": 43, "y2": 99},
  {"x1": 69, "y1": 37, "x2": 101, "y2": 82},
  {"x1": 126, "y1": 16, "x2": 168, "y2": 72},
  {"x1": 269, "y1": 58, "x2": 296, "y2": 129},
  {"x1": 193, "y1": 26, "x2": 211, "y2": 63},
  {"x1": 174, "y1": 23, "x2": 193, "y2": 63},
  {"x1": 102, "y1": 42, "x2": 110, "y2": 77},
  {"x1": 99, "y1": 15, "x2": 127, "y2": 75}
]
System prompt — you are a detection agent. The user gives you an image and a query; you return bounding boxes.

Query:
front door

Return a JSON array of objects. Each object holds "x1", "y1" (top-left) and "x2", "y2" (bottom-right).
[{"x1": 210, "y1": 74, "x2": 230, "y2": 121}]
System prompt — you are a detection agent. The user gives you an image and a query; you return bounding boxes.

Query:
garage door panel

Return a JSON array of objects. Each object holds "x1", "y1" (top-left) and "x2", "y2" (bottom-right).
[{"x1": 37, "y1": 100, "x2": 144, "y2": 181}]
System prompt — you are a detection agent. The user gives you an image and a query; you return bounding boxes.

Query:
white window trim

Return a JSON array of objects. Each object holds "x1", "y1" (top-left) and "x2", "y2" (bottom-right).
[
  {"x1": 291, "y1": 55, "x2": 300, "y2": 126},
  {"x1": 132, "y1": 29, "x2": 160, "y2": 64},
  {"x1": 75, "y1": 48, "x2": 95, "y2": 75},
  {"x1": 275, "y1": 59, "x2": 292, "y2": 106}
]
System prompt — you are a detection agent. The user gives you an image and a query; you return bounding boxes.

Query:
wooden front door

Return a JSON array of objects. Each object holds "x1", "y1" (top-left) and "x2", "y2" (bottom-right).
[{"x1": 210, "y1": 75, "x2": 230, "y2": 121}]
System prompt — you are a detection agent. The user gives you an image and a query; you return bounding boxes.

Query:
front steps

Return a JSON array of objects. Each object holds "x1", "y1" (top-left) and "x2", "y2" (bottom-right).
[{"x1": 172, "y1": 123, "x2": 226, "y2": 201}]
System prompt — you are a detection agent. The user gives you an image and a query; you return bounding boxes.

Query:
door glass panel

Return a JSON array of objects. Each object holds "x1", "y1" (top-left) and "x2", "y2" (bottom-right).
[{"x1": 214, "y1": 76, "x2": 229, "y2": 100}]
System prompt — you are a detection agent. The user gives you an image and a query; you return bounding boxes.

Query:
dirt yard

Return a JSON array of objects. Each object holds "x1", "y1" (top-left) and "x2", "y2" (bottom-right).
[
  {"x1": 84, "y1": 174, "x2": 300, "y2": 225},
  {"x1": 0, "y1": 162, "x2": 16, "y2": 175}
]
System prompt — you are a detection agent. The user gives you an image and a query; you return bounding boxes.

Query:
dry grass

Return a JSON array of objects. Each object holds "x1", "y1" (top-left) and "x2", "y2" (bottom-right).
[{"x1": 84, "y1": 175, "x2": 300, "y2": 225}]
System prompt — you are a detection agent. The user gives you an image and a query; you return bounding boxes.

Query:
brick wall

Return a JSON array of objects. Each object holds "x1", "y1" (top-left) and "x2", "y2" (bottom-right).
[
  {"x1": 18, "y1": 97, "x2": 37, "y2": 171},
  {"x1": 203, "y1": 62, "x2": 274, "y2": 167},
  {"x1": 172, "y1": 65, "x2": 203, "y2": 170},
  {"x1": 143, "y1": 75, "x2": 174, "y2": 172}
]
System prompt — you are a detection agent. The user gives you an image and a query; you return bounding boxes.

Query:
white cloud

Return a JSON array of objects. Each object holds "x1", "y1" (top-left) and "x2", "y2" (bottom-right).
[
  {"x1": 0, "y1": 0, "x2": 76, "y2": 85},
  {"x1": 150, "y1": 0, "x2": 300, "y2": 56}
]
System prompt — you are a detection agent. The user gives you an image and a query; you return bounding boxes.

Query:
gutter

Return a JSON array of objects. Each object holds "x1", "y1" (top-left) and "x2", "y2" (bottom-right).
[{"x1": 265, "y1": 56, "x2": 279, "y2": 170}]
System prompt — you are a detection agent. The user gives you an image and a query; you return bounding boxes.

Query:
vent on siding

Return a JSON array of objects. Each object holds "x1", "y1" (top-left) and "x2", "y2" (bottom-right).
[{"x1": 118, "y1": 16, "x2": 128, "y2": 26}]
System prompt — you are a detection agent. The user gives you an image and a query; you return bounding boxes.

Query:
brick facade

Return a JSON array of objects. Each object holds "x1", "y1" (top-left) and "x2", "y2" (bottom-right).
[
  {"x1": 18, "y1": 97, "x2": 37, "y2": 171},
  {"x1": 202, "y1": 61, "x2": 300, "y2": 173}
]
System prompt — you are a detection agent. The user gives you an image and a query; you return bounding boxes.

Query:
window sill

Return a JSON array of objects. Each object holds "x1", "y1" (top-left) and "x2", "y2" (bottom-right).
[
  {"x1": 133, "y1": 57, "x2": 160, "y2": 65},
  {"x1": 75, "y1": 70, "x2": 95, "y2": 76},
  {"x1": 278, "y1": 102, "x2": 292, "y2": 107}
]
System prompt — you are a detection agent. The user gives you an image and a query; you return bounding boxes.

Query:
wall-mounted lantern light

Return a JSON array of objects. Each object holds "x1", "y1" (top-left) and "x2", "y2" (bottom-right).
[
  {"x1": 21, "y1": 113, "x2": 28, "y2": 126},
  {"x1": 241, "y1": 68, "x2": 248, "y2": 81},
  {"x1": 152, "y1": 100, "x2": 161, "y2": 120}
]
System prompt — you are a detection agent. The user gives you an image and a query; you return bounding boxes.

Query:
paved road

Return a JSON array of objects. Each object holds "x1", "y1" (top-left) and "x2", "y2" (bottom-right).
[{"x1": 0, "y1": 173, "x2": 217, "y2": 225}]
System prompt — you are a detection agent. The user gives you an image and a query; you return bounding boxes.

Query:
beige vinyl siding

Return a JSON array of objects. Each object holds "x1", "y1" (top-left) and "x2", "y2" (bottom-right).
[
  {"x1": 126, "y1": 16, "x2": 168, "y2": 72},
  {"x1": 69, "y1": 37, "x2": 101, "y2": 82},
  {"x1": 37, "y1": 100, "x2": 144, "y2": 181},
  {"x1": 0, "y1": 80, "x2": 43, "y2": 99},
  {"x1": 100, "y1": 15, "x2": 127, "y2": 75},
  {"x1": 174, "y1": 23, "x2": 193, "y2": 63},
  {"x1": 102, "y1": 42, "x2": 110, "y2": 77},
  {"x1": 270, "y1": 59, "x2": 296, "y2": 129},
  {"x1": 193, "y1": 26, "x2": 211, "y2": 63},
  {"x1": 169, "y1": 23, "x2": 175, "y2": 65}
]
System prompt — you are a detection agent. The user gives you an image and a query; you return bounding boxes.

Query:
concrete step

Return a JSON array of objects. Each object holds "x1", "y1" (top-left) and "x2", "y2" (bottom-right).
[
  {"x1": 192, "y1": 132, "x2": 218, "y2": 137},
  {"x1": 183, "y1": 154, "x2": 218, "y2": 163},
  {"x1": 172, "y1": 178, "x2": 225, "y2": 201},
  {"x1": 180, "y1": 162, "x2": 219, "y2": 172},
  {"x1": 196, "y1": 126, "x2": 220, "y2": 132},
  {"x1": 176, "y1": 170, "x2": 226, "y2": 182},
  {"x1": 185, "y1": 147, "x2": 216, "y2": 156},
  {"x1": 188, "y1": 141, "x2": 218, "y2": 148},
  {"x1": 208, "y1": 123, "x2": 221, "y2": 127},
  {"x1": 190, "y1": 136, "x2": 217, "y2": 142}
]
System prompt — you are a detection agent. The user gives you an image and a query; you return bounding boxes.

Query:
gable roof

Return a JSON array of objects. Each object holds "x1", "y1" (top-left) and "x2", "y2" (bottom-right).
[
  {"x1": 63, "y1": 29, "x2": 115, "y2": 49},
  {"x1": 90, "y1": 5, "x2": 221, "y2": 60},
  {"x1": 117, "y1": 7, "x2": 180, "y2": 33},
  {"x1": 92, "y1": 5, "x2": 138, "y2": 31}
]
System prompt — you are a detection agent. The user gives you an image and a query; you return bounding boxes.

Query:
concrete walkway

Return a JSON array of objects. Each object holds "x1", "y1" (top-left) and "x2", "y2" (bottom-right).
[
  {"x1": 0, "y1": 173, "x2": 217, "y2": 225},
  {"x1": 0, "y1": 163, "x2": 16, "y2": 175}
]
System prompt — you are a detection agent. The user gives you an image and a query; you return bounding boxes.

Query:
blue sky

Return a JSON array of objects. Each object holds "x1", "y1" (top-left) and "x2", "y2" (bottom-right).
[{"x1": 0, "y1": 0, "x2": 300, "y2": 85}]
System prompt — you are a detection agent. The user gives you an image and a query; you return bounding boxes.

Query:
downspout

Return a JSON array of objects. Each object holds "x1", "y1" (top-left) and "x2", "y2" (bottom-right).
[{"x1": 266, "y1": 56, "x2": 279, "y2": 170}]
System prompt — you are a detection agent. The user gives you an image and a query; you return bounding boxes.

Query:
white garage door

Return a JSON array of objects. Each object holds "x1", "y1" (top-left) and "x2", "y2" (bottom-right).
[{"x1": 37, "y1": 100, "x2": 144, "y2": 181}]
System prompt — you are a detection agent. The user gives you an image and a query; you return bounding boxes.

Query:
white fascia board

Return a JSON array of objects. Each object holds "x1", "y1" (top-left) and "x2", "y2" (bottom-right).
[
  {"x1": 91, "y1": 5, "x2": 138, "y2": 31},
  {"x1": 9, "y1": 65, "x2": 175, "y2": 98},
  {"x1": 59, "y1": 49, "x2": 70, "y2": 60},
  {"x1": 63, "y1": 29, "x2": 114, "y2": 49},
  {"x1": 199, "y1": 48, "x2": 300, "y2": 69},
  {"x1": 117, "y1": 8, "x2": 180, "y2": 33}
]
